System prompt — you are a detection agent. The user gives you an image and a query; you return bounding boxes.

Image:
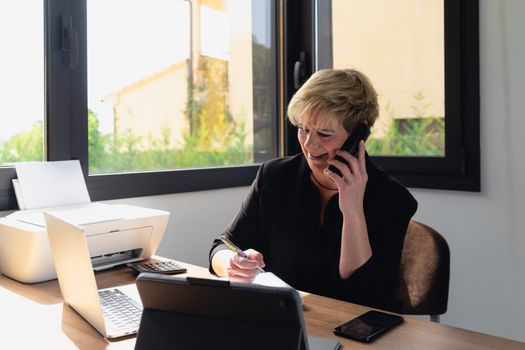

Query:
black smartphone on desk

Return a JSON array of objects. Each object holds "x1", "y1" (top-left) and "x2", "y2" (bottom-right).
[
  {"x1": 333, "y1": 310, "x2": 403, "y2": 343},
  {"x1": 327, "y1": 123, "x2": 371, "y2": 177}
]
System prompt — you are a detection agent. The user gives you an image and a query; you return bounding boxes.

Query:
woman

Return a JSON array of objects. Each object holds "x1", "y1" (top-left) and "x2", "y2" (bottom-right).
[{"x1": 209, "y1": 68, "x2": 417, "y2": 311}]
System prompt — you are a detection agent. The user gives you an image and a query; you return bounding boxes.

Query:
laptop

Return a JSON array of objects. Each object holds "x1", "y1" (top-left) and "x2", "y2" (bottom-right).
[
  {"x1": 44, "y1": 212, "x2": 143, "y2": 339},
  {"x1": 134, "y1": 273, "x2": 341, "y2": 350}
]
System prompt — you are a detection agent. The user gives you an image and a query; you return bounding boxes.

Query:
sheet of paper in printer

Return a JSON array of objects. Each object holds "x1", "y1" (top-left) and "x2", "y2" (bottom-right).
[
  {"x1": 13, "y1": 160, "x2": 123, "y2": 227},
  {"x1": 15, "y1": 160, "x2": 90, "y2": 210}
]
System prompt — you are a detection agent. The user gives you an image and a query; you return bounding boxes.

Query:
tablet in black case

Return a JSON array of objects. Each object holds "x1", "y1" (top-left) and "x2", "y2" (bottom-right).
[{"x1": 135, "y1": 273, "x2": 340, "y2": 350}]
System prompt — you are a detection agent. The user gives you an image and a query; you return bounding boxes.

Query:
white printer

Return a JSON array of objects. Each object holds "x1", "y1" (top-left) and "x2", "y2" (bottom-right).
[{"x1": 0, "y1": 161, "x2": 169, "y2": 283}]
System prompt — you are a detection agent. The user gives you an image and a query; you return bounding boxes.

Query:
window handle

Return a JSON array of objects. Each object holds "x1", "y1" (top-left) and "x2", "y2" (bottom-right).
[
  {"x1": 293, "y1": 51, "x2": 307, "y2": 90},
  {"x1": 61, "y1": 14, "x2": 78, "y2": 70}
]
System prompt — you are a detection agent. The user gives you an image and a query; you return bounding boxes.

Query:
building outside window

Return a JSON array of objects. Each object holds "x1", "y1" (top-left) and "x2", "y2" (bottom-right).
[
  {"x1": 322, "y1": 0, "x2": 444, "y2": 157},
  {"x1": 86, "y1": 0, "x2": 276, "y2": 174}
]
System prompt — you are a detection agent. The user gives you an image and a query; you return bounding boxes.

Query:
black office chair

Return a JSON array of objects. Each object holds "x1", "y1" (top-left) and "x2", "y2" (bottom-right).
[{"x1": 395, "y1": 220, "x2": 450, "y2": 323}]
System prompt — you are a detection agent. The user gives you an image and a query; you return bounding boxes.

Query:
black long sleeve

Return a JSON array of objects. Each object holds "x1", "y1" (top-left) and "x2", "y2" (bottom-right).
[{"x1": 209, "y1": 153, "x2": 417, "y2": 311}]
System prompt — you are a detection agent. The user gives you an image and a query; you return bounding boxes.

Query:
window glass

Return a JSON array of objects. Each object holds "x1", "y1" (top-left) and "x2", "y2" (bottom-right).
[
  {"x1": 0, "y1": 1, "x2": 45, "y2": 166},
  {"x1": 319, "y1": 0, "x2": 444, "y2": 157},
  {"x1": 87, "y1": 0, "x2": 276, "y2": 174}
]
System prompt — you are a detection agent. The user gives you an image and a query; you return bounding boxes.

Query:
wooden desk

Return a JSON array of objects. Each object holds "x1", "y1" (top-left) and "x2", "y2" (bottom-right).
[{"x1": 1, "y1": 261, "x2": 524, "y2": 350}]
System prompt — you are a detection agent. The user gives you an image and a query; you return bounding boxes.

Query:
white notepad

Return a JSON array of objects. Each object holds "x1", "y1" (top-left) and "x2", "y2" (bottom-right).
[
  {"x1": 253, "y1": 272, "x2": 290, "y2": 287},
  {"x1": 253, "y1": 272, "x2": 304, "y2": 304}
]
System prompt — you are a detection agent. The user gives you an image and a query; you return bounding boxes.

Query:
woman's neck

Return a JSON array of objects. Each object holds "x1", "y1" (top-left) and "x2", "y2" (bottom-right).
[
  {"x1": 310, "y1": 174, "x2": 338, "y2": 224},
  {"x1": 310, "y1": 173, "x2": 338, "y2": 192}
]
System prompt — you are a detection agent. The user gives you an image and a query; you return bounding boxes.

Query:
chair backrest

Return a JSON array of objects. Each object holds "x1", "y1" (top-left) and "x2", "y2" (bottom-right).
[{"x1": 395, "y1": 220, "x2": 450, "y2": 317}]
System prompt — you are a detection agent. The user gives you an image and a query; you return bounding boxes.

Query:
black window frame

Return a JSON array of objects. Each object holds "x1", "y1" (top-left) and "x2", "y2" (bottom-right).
[{"x1": 286, "y1": 0, "x2": 480, "y2": 192}]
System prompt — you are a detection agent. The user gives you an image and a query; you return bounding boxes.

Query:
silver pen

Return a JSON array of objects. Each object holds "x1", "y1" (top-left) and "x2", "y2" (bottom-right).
[{"x1": 219, "y1": 236, "x2": 265, "y2": 273}]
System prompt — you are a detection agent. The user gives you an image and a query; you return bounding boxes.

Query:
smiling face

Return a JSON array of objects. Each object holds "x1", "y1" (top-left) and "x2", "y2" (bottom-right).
[{"x1": 297, "y1": 113, "x2": 349, "y2": 184}]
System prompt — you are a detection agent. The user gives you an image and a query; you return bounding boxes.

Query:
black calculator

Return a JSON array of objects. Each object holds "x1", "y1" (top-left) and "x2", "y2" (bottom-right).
[{"x1": 127, "y1": 259, "x2": 187, "y2": 275}]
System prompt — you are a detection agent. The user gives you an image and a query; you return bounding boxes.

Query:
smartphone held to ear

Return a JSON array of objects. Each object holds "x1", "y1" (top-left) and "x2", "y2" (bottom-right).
[
  {"x1": 327, "y1": 123, "x2": 371, "y2": 177},
  {"x1": 333, "y1": 310, "x2": 403, "y2": 343}
]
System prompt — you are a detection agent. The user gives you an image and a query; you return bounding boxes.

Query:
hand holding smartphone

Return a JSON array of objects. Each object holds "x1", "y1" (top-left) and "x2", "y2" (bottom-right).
[
  {"x1": 333, "y1": 310, "x2": 404, "y2": 343},
  {"x1": 327, "y1": 123, "x2": 371, "y2": 177}
]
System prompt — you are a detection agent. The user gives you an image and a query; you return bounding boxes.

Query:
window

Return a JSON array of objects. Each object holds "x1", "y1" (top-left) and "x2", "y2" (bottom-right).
[
  {"x1": 287, "y1": 0, "x2": 480, "y2": 191},
  {"x1": 84, "y1": 0, "x2": 278, "y2": 200},
  {"x1": 87, "y1": 0, "x2": 277, "y2": 174},
  {"x1": 328, "y1": 0, "x2": 445, "y2": 158},
  {"x1": 0, "y1": 0, "x2": 280, "y2": 210},
  {"x1": 0, "y1": 0, "x2": 479, "y2": 211}
]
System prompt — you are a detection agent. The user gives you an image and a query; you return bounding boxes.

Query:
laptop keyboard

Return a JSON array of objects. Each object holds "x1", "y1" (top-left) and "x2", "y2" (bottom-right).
[{"x1": 99, "y1": 288, "x2": 143, "y2": 334}]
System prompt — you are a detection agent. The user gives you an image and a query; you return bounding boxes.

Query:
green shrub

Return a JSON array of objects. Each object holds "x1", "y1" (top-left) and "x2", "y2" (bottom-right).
[{"x1": 368, "y1": 91, "x2": 445, "y2": 157}]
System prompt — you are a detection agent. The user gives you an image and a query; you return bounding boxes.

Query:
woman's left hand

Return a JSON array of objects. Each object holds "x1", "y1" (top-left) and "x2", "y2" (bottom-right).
[{"x1": 325, "y1": 140, "x2": 368, "y2": 216}]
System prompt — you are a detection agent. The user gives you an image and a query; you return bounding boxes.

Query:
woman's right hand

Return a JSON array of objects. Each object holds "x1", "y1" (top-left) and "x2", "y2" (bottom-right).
[{"x1": 212, "y1": 249, "x2": 265, "y2": 283}]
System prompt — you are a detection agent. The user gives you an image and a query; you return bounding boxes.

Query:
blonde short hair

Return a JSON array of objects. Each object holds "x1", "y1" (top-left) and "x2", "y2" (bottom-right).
[{"x1": 287, "y1": 69, "x2": 379, "y2": 133}]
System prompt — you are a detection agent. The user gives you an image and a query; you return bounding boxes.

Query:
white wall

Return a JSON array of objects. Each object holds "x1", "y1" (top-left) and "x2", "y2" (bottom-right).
[
  {"x1": 1, "y1": 0, "x2": 523, "y2": 343},
  {"x1": 413, "y1": 0, "x2": 525, "y2": 341}
]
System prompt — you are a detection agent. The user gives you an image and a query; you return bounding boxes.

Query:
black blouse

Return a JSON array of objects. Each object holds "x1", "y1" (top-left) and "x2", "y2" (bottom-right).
[{"x1": 209, "y1": 153, "x2": 417, "y2": 311}]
